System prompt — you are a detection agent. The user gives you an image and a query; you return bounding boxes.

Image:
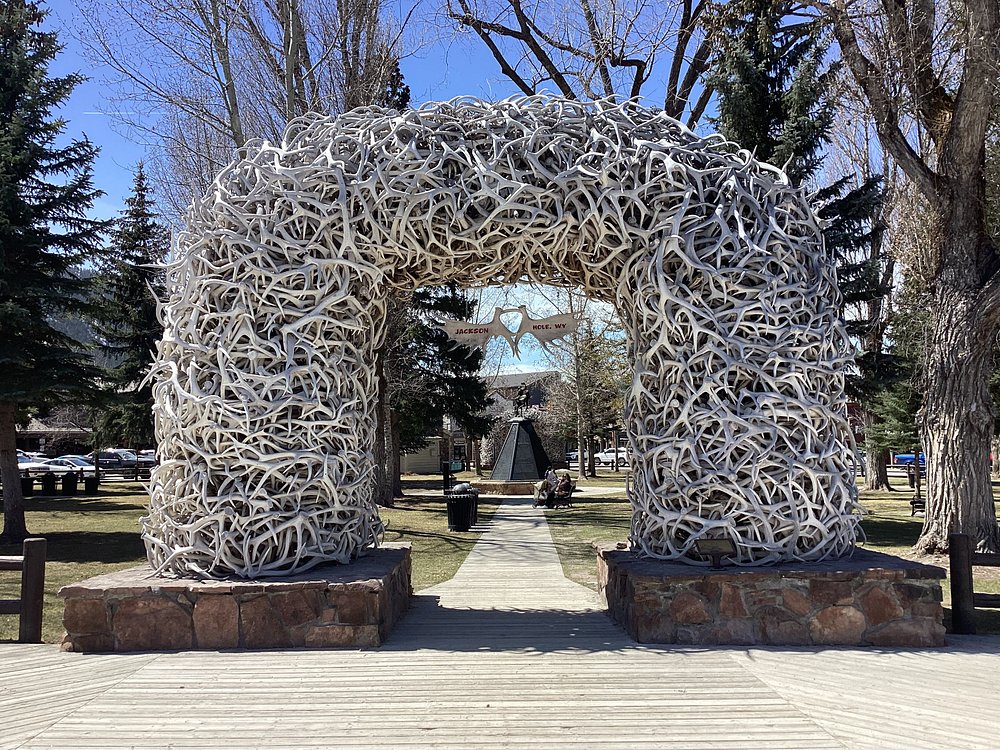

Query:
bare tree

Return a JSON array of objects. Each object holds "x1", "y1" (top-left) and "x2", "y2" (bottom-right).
[
  {"x1": 444, "y1": 0, "x2": 716, "y2": 126},
  {"x1": 76, "y1": 0, "x2": 408, "y2": 217},
  {"x1": 528, "y1": 287, "x2": 628, "y2": 480},
  {"x1": 824, "y1": 86, "x2": 902, "y2": 491},
  {"x1": 808, "y1": 0, "x2": 1000, "y2": 552}
]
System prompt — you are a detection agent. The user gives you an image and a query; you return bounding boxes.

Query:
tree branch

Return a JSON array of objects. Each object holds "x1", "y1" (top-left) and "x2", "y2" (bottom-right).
[
  {"x1": 449, "y1": 2, "x2": 537, "y2": 95},
  {"x1": 941, "y1": 0, "x2": 1000, "y2": 175},
  {"x1": 816, "y1": 0, "x2": 942, "y2": 208},
  {"x1": 879, "y1": 0, "x2": 953, "y2": 147}
]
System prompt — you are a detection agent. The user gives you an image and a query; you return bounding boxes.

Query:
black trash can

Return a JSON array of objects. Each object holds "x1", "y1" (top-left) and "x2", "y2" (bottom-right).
[
  {"x1": 446, "y1": 492, "x2": 476, "y2": 532},
  {"x1": 83, "y1": 475, "x2": 99, "y2": 494},
  {"x1": 61, "y1": 472, "x2": 78, "y2": 495},
  {"x1": 39, "y1": 472, "x2": 57, "y2": 495},
  {"x1": 20, "y1": 476, "x2": 35, "y2": 496},
  {"x1": 449, "y1": 483, "x2": 480, "y2": 527}
]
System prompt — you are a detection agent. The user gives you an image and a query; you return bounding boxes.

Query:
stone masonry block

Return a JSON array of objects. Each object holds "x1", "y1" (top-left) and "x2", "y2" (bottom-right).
[
  {"x1": 193, "y1": 595, "x2": 239, "y2": 649},
  {"x1": 112, "y1": 596, "x2": 193, "y2": 651}
]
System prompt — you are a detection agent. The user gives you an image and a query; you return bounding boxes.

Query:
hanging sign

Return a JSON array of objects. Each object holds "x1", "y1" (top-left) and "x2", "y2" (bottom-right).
[{"x1": 436, "y1": 305, "x2": 581, "y2": 357}]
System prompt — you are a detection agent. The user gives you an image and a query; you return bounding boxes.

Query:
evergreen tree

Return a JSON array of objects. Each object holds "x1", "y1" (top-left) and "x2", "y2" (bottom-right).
[
  {"x1": 92, "y1": 164, "x2": 169, "y2": 448},
  {"x1": 379, "y1": 58, "x2": 411, "y2": 111},
  {"x1": 864, "y1": 276, "x2": 927, "y2": 486},
  {"x1": 378, "y1": 284, "x2": 493, "y2": 502},
  {"x1": 0, "y1": 0, "x2": 109, "y2": 543},
  {"x1": 711, "y1": 0, "x2": 833, "y2": 185}
]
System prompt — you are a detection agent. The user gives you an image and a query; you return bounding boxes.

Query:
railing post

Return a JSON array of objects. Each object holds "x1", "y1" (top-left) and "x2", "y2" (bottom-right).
[
  {"x1": 18, "y1": 538, "x2": 46, "y2": 643},
  {"x1": 949, "y1": 533, "x2": 976, "y2": 635}
]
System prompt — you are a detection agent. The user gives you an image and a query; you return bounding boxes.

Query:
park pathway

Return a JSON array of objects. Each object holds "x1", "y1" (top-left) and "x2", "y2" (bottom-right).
[
  {"x1": 385, "y1": 494, "x2": 625, "y2": 649},
  {"x1": 4, "y1": 496, "x2": 1000, "y2": 750}
]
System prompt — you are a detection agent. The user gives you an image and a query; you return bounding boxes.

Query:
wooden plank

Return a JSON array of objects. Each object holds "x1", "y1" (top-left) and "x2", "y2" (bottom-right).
[
  {"x1": 0, "y1": 557, "x2": 23, "y2": 571},
  {"x1": 0, "y1": 600, "x2": 20, "y2": 615},
  {"x1": 972, "y1": 552, "x2": 1000, "y2": 567}
]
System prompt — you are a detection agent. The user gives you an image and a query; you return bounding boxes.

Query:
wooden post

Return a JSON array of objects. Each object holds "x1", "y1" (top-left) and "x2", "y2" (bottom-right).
[
  {"x1": 18, "y1": 537, "x2": 46, "y2": 643},
  {"x1": 949, "y1": 533, "x2": 976, "y2": 635}
]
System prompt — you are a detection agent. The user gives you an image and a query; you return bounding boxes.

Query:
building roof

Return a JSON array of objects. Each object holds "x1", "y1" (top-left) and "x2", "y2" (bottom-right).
[{"x1": 16, "y1": 417, "x2": 92, "y2": 436}]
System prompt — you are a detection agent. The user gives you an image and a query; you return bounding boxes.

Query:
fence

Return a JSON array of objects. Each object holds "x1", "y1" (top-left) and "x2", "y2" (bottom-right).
[
  {"x1": 0, "y1": 538, "x2": 47, "y2": 643},
  {"x1": 949, "y1": 532, "x2": 1000, "y2": 635}
]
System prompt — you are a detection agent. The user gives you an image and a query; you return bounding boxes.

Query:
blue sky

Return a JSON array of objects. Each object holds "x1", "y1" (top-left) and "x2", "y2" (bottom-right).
[{"x1": 44, "y1": 0, "x2": 523, "y2": 220}]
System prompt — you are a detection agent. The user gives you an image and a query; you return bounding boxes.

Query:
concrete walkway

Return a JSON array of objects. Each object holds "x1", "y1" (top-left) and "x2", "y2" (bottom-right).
[{"x1": 3, "y1": 497, "x2": 1000, "y2": 750}]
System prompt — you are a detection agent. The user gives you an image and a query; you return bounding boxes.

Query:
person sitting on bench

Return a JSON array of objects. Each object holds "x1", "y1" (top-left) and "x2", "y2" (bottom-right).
[
  {"x1": 552, "y1": 474, "x2": 574, "y2": 507},
  {"x1": 533, "y1": 467, "x2": 558, "y2": 507}
]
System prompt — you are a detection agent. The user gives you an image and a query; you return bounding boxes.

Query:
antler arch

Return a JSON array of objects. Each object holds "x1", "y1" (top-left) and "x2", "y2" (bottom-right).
[{"x1": 145, "y1": 96, "x2": 860, "y2": 578}]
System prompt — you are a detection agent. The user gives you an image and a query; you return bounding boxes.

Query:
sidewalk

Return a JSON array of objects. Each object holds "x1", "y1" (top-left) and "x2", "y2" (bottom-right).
[{"x1": 3, "y1": 496, "x2": 1000, "y2": 749}]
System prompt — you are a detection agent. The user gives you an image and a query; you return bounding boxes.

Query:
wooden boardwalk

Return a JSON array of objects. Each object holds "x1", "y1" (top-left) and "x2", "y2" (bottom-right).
[{"x1": 4, "y1": 496, "x2": 1000, "y2": 749}]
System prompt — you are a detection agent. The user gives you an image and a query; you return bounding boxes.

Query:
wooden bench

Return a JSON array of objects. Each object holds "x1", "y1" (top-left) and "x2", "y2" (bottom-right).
[
  {"x1": 949, "y1": 532, "x2": 1000, "y2": 634},
  {"x1": 0, "y1": 538, "x2": 46, "y2": 643},
  {"x1": 552, "y1": 485, "x2": 575, "y2": 508},
  {"x1": 546, "y1": 471, "x2": 576, "y2": 508},
  {"x1": 910, "y1": 497, "x2": 926, "y2": 515}
]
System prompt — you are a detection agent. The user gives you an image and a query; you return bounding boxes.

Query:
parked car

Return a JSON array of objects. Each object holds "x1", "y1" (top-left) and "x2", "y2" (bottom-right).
[
  {"x1": 88, "y1": 450, "x2": 135, "y2": 469},
  {"x1": 86, "y1": 449, "x2": 156, "y2": 475},
  {"x1": 42, "y1": 457, "x2": 97, "y2": 477},
  {"x1": 119, "y1": 449, "x2": 157, "y2": 470},
  {"x1": 17, "y1": 455, "x2": 55, "y2": 475},
  {"x1": 593, "y1": 448, "x2": 628, "y2": 469},
  {"x1": 893, "y1": 453, "x2": 926, "y2": 465}
]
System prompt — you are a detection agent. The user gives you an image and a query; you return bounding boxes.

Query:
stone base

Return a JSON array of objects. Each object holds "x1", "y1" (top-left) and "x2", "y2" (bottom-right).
[
  {"x1": 472, "y1": 480, "x2": 537, "y2": 495},
  {"x1": 598, "y1": 546, "x2": 946, "y2": 647},
  {"x1": 60, "y1": 544, "x2": 411, "y2": 652}
]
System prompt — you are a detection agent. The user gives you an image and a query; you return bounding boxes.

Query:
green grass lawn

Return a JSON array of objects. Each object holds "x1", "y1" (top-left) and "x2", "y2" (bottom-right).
[
  {"x1": 0, "y1": 478, "x2": 497, "y2": 643},
  {"x1": 381, "y1": 493, "x2": 499, "y2": 592}
]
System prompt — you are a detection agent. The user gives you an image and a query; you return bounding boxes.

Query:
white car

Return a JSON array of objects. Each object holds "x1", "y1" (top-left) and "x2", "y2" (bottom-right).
[
  {"x1": 17, "y1": 455, "x2": 54, "y2": 475},
  {"x1": 593, "y1": 449, "x2": 629, "y2": 469},
  {"x1": 42, "y1": 457, "x2": 97, "y2": 477}
]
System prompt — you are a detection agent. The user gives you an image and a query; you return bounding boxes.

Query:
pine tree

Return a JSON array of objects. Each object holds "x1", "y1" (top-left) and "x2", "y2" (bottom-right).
[
  {"x1": 378, "y1": 284, "x2": 493, "y2": 503},
  {"x1": 379, "y1": 58, "x2": 411, "y2": 111},
  {"x1": 864, "y1": 276, "x2": 927, "y2": 488},
  {"x1": 0, "y1": 0, "x2": 109, "y2": 543},
  {"x1": 711, "y1": 0, "x2": 833, "y2": 185},
  {"x1": 92, "y1": 164, "x2": 169, "y2": 449}
]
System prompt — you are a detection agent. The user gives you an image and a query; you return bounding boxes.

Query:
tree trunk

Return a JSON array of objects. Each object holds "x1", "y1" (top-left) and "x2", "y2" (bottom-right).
[
  {"x1": 373, "y1": 356, "x2": 392, "y2": 507},
  {"x1": 916, "y1": 288, "x2": 1000, "y2": 553},
  {"x1": 465, "y1": 439, "x2": 475, "y2": 473},
  {"x1": 0, "y1": 401, "x2": 29, "y2": 543},
  {"x1": 864, "y1": 412, "x2": 892, "y2": 491},
  {"x1": 586, "y1": 435, "x2": 597, "y2": 478},
  {"x1": 574, "y1": 333, "x2": 587, "y2": 482},
  {"x1": 389, "y1": 410, "x2": 402, "y2": 498},
  {"x1": 864, "y1": 446, "x2": 892, "y2": 491}
]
